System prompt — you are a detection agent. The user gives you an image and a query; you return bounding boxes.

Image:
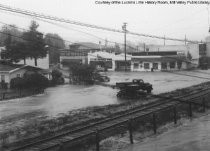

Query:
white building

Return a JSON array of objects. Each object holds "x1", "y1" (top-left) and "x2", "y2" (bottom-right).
[
  {"x1": 17, "y1": 54, "x2": 50, "y2": 69},
  {"x1": 147, "y1": 44, "x2": 200, "y2": 67},
  {"x1": 88, "y1": 51, "x2": 132, "y2": 71},
  {"x1": 88, "y1": 51, "x2": 189, "y2": 72}
]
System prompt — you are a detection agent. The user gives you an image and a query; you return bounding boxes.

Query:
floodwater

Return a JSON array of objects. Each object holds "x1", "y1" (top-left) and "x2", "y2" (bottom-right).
[
  {"x1": 123, "y1": 113, "x2": 210, "y2": 151},
  {"x1": 0, "y1": 70, "x2": 210, "y2": 132}
]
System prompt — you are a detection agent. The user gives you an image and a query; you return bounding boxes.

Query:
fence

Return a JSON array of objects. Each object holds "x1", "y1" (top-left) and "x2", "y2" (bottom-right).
[
  {"x1": 0, "y1": 89, "x2": 44, "y2": 101},
  {"x1": 67, "y1": 97, "x2": 208, "y2": 151}
]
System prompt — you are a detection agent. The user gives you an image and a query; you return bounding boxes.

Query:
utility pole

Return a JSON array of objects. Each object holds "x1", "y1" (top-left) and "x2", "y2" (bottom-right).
[
  {"x1": 164, "y1": 35, "x2": 165, "y2": 46},
  {"x1": 122, "y1": 23, "x2": 127, "y2": 71},
  {"x1": 185, "y1": 35, "x2": 187, "y2": 45}
]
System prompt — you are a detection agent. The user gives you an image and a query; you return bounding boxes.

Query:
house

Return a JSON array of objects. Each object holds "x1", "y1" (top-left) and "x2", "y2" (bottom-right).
[{"x1": 0, "y1": 63, "x2": 50, "y2": 88}]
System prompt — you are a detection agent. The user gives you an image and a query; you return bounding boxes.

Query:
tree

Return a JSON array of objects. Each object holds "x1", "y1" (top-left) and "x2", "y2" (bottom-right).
[
  {"x1": 10, "y1": 77, "x2": 25, "y2": 89},
  {"x1": 51, "y1": 69, "x2": 64, "y2": 85},
  {"x1": 23, "y1": 21, "x2": 46, "y2": 66},
  {"x1": 23, "y1": 73, "x2": 49, "y2": 89},
  {"x1": 3, "y1": 35, "x2": 28, "y2": 63},
  {"x1": 44, "y1": 33, "x2": 65, "y2": 64},
  {"x1": 0, "y1": 24, "x2": 23, "y2": 46},
  {"x1": 68, "y1": 63, "x2": 95, "y2": 84}
]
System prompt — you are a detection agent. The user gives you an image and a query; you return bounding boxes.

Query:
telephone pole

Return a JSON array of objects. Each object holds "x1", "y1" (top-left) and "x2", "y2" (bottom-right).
[
  {"x1": 164, "y1": 35, "x2": 166, "y2": 46},
  {"x1": 122, "y1": 23, "x2": 127, "y2": 71}
]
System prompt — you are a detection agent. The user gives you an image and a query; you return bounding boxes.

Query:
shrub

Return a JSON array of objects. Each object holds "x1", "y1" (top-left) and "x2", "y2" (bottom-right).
[
  {"x1": 24, "y1": 73, "x2": 49, "y2": 89},
  {"x1": 10, "y1": 77, "x2": 25, "y2": 89},
  {"x1": 51, "y1": 69, "x2": 64, "y2": 85},
  {"x1": 10, "y1": 73, "x2": 49, "y2": 89},
  {"x1": 68, "y1": 63, "x2": 96, "y2": 84}
]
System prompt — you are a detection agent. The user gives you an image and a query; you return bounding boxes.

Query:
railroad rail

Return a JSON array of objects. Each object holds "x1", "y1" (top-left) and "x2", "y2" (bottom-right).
[{"x1": 9, "y1": 88, "x2": 210, "y2": 151}]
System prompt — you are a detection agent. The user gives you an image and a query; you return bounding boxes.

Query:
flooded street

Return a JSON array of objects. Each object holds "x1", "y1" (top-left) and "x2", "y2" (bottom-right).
[
  {"x1": 0, "y1": 70, "x2": 210, "y2": 133},
  {"x1": 123, "y1": 113, "x2": 210, "y2": 151}
]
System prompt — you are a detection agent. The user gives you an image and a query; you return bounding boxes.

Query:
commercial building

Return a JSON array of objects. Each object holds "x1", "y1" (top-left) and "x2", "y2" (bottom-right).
[
  {"x1": 60, "y1": 41, "x2": 206, "y2": 71},
  {"x1": 130, "y1": 51, "x2": 189, "y2": 71}
]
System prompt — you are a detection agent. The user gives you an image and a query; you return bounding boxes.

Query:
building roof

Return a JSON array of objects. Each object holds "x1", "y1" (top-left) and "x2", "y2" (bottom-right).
[
  {"x1": 88, "y1": 51, "x2": 132, "y2": 61},
  {"x1": 0, "y1": 63, "x2": 49, "y2": 73},
  {"x1": 130, "y1": 51, "x2": 178, "y2": 56},
  {"x1": 132, "y1": 55, "x2": 189, "y2": 63},
  {"x1": 69, "y1": 42, "x2": 101, "y2": 51},
  {"x1": 0, "y1": 63, "x2": 24, "y2": 72}
]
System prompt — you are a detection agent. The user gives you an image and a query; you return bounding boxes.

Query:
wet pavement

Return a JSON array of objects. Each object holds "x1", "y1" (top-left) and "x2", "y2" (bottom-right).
[{"x1": 123, "y1": 113, "x2": 210, "y2": 151}]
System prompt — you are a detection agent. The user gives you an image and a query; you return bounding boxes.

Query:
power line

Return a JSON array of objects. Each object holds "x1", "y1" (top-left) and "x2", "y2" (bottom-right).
[
  {"x1": 32, "y1": 17, "x2": 139, "y2": 51},
  {"x1": 0, "y1": 3, "x2": 201, "y2": 44},
  {"x1": 0, "y1": 19, "x2": 140, "y2": 55},
  {"x1": 0, "y1": 20, "x2": 203, "y2": 66}
]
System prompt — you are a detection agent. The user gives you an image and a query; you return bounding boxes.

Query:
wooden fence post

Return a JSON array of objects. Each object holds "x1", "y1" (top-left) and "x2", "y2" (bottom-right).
[
  {"x1": 173, "y1": 106, "x2": 177, "y2": 124},
  {"x1": 202, "y1": 98, "x2": 206, "y2": 113},
  {"x1": 128, "y1": 119, "x2": 133, "y2": 144},
  {"x1": 189, "y1": 102, "x2": 192, "y2": 118},
  {"x1": 95, "y1": 130, "x2": 100, "y2": 151},
  {"x1": 2, "y1": 93, "x2": 5, "y2": 100},
  {"x1": 19, "y1": 89, "x2": 22, "y2": 97},
  {"x1": 152, "y1": 113, "x2": 157, "y2": 134},
  {"x1": 58, "y1": 142, "x2": 64, "y2": 151}
]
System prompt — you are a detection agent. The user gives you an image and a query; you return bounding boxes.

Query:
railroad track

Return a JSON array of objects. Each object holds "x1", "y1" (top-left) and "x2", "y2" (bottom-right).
[{"x1": 9, "y1": 88, "x2": 210, "y2": 151}]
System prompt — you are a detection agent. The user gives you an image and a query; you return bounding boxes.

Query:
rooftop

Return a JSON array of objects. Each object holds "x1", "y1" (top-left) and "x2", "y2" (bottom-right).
[
  {"x1": 0, "y1": 63, "x2": 24, "y2": 72},
  {"x1": 69, "y1": 42, "x2": 101, "y2": 50},
  {"x1": 0, "y1": 63, "x2": 48, "y2": 73}
]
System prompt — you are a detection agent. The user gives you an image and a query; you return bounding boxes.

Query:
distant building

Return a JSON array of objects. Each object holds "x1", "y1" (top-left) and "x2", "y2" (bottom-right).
[
  {"x1": 130, "y1": 51, "x2": 189, "y2": 71},
  {"x1": 0, "y1": 63, "x2": 50, "y2": 88},
  {"x1": 145, "y1": 43, "x2": 207, "y2": 67},
  {"x1": 60, "y1": 42, "x2": 116, "y2": 69},
  {"x1": 88, "y1": 51, "x2": 132, "y2": 71},
  {"x1": 60, "y1": 42, "x2": 204, "y2": 71},
  {"x1": 87, "y1": 51, "x2": 189, "y2": 71},
  {"x1": 17, "y1": 53, "x2": 50, "y2": 69}
]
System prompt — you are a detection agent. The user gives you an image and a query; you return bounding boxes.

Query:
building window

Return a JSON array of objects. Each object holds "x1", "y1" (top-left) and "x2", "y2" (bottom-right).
[
  {"x1": 153, "y1": 63, "x2": 158, "y2": 69},
  {"x1": 161, "y1": 62, "x2": 167, "y2": 70},
  {"x1": 170, "y1": 62, "x2": 175, "y2": 69},
  {"x1": 17, "y1": 74, "x2": 21, "y2": 77},
  {"x1": 1, "y1": 75, "x2": 5, "y2": 82},
  {"x1": 144, "y1": 63, "x2": 150, "y2": 69},
  {"x1": 133, "y1": 63, "x2": 139, "y2": 69}
]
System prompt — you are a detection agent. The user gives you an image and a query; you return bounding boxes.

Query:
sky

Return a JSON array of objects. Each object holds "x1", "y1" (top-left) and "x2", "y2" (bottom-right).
[{"x1": 0, "y1": 0, "x2": 209, "y2": 46}]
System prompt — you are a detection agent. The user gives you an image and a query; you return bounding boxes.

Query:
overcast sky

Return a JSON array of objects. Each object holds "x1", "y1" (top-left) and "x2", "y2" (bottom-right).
[{"x1": 0, "y1": 0, "x2": 209, "y2": 46}]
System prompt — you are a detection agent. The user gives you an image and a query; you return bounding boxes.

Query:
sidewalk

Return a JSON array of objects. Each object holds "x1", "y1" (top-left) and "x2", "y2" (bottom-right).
[{"x1": 123, "y1": 114, "x2": 210, "y2": 151}]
